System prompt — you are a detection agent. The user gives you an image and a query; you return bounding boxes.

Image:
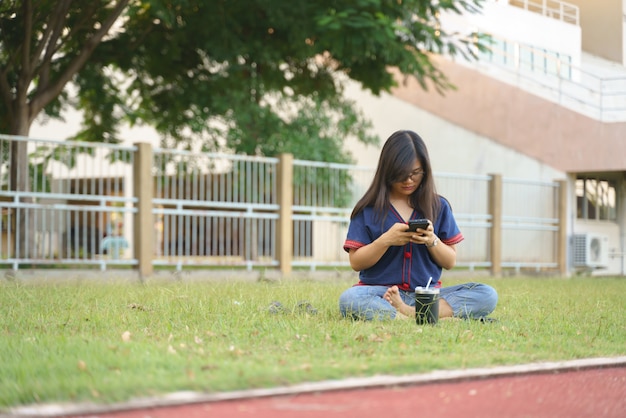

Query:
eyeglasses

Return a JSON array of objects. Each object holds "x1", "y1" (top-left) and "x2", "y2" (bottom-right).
[{"x1": 400, "y1": 169, "x2": 424, "y2": 183}]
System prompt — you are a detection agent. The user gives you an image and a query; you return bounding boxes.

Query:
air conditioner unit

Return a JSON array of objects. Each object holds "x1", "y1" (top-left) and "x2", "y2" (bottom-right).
[{"x1": 572, "y1": 233, "x2": 609, "y2": 269}]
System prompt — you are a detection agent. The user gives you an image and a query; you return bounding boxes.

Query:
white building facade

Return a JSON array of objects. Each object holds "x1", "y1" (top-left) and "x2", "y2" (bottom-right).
[{"x1": 344, "y1": 0, "x2": 626, "y2": 276}]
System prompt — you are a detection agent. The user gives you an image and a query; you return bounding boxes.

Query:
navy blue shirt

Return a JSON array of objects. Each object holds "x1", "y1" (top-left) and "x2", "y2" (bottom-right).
[{"x1": 343, "y1": 196, "x2": 463, "y2": 290}]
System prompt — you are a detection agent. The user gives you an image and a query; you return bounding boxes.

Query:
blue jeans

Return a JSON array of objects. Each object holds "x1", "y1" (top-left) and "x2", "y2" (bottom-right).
[{"x1": 338, "y1": 283, "x2": 498, "y2": 321}]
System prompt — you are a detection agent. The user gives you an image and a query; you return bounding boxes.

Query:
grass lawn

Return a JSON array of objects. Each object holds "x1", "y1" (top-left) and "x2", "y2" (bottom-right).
[{"x1": 1, "y1": 274, "x2": 625, "y2": 409}]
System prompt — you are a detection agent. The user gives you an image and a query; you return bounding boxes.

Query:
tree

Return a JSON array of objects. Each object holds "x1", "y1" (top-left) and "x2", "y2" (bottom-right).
[
  {"x1": 1, "y1": 0, "x2": 486, "y2": 256},
  {"x1": 1, "y1": 0, "x2": 131, "y2": 258},
  {"x1": 1, "y1": 0, "x2": 486, "y2": 155}
]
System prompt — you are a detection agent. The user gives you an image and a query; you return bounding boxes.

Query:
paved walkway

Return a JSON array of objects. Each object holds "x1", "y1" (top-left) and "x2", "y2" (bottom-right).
[{"x1": 6, "y1": 357, "x2": 626, "y2": 418}]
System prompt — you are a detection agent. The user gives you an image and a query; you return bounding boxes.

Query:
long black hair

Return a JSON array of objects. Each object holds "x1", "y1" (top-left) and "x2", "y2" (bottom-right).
[{"x1": 351, "y1": 130, "x2": 441, "y2": 223}]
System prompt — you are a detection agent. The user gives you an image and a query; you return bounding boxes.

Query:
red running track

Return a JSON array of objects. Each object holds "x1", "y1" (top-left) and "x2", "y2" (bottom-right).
[{"x1": 84, "y1": 367, "x2": 626, "y2": 418}]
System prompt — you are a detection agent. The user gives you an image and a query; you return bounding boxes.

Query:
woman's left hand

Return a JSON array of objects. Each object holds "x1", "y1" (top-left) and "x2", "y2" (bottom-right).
[{"x1": 409, "y1": 221, "x2": 435, "y2": 246}]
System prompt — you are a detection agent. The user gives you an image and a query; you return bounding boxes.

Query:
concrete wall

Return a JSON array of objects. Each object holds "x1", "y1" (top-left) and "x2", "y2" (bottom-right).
[{"x1": 343, "y1": 76, "x2": 566, "y2": 182}]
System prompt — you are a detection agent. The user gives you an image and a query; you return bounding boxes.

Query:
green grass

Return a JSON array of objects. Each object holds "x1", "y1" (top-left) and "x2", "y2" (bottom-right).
[{"x1": 1, "y1": 275, "x2": 625, "y2": 409}]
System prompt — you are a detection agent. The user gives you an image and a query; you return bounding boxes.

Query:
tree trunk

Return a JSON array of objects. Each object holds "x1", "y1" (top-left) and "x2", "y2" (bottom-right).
[{"x1": 9, "y1": 111, "x2": 33, "y2": 263}]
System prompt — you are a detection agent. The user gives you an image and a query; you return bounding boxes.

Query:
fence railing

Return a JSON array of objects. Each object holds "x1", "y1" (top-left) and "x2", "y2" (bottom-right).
[
  {"x1": 508, "y1": 0, "x2": 580, "y2": 25},
  {"x1": 0, "y1": 136, "x2": 137, "y2": 270},
  {"x1": 470, "y1": 34, "x2": 626, "y2": 122},
  {"x1": 151, "y1": 148, "x2": 280, "y2": 270},
  {"x1": 0, "y1": 134, "x2": 566, "y2": 275}
]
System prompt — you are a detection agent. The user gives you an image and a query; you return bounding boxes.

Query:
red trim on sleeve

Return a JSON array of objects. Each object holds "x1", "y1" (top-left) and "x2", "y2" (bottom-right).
[
  {"x1": 442, "y1": 233, "x2": 464, "y2": 246},
  {"x1": 343, "y1": 240, "x2": 364, "y2": 253}
]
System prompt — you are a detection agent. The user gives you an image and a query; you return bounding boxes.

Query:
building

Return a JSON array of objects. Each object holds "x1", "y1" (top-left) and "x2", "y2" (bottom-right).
[{"x1": 343, "y1": 0, "x2": 626, "y2": 275}]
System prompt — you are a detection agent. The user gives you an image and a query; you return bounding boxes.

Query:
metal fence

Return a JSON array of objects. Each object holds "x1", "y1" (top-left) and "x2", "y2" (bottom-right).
[
  {"x1": 151, "y1": 148, "x2": 280, "y2": 270},
  {"x1": 0, "y1": 135, "x2": 137, "y2": 270},
  {"x1": 291, "y1": 160, "x2": 374, "y2": 270},
  {"x1": 0, "y1": 134, "x2": 563, "y2": 274},
  {"x1": 436, "y1": 173, "x2": 492, "y2": 269},
  {"x1": 501, "y1": 177, "x2": 561, "y2": 270}
]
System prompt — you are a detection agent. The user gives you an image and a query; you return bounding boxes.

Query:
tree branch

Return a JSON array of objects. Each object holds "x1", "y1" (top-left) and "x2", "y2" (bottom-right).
[
  {"x1": 34, "y1": 0, "x2": 73, "y2": 90},
  {"x1": 17, "y1": 0, "x2": 33, "y2": 106},
  {"x1": 29, "y1": 0, "x2": 130, "y2": 123}
]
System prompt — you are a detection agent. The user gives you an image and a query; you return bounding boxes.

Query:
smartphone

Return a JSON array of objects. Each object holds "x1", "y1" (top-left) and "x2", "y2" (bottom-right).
[{"x1": 407, "y1": 219, "x2": 430, "y2": 232}]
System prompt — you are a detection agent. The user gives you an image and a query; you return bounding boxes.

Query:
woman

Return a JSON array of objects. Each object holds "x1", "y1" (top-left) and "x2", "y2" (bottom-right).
[{"x1": 339, "y1": 130, "x2": 497, "y2": 321}]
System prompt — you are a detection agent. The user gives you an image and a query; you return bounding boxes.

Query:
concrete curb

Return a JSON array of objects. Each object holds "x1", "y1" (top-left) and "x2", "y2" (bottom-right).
[{"x1": 5, "y1": 356, "x2": 626, "y2": 417}]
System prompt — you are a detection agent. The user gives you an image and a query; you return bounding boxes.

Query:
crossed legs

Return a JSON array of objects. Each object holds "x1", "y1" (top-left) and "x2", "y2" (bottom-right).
[
  {"x1": 339, "y1": 283, "x2": 497, "y2": 321},
  {"x1": 384, "y1": 285, "x2": 454, "y2": 319}
]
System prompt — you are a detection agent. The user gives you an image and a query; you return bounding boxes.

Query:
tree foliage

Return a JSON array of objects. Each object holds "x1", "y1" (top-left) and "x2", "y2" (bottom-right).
[{"x1": 0, "y1": 0, "x2": 486, "y2": 162}]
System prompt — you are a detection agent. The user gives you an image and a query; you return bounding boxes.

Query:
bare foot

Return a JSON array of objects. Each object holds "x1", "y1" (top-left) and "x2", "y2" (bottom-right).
[
  {"x1": 383, "y1": 285, "x2": 401, "y2": 307},
  {"x1": 384, "y1": 286, "x2": 455, "y2": 320},
  {"x1": 383, "y1": 286, "x2": 415, "y2": 318}
]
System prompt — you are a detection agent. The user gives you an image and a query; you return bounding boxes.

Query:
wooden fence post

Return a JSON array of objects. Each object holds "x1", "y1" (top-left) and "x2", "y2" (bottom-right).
[
  {"x1": 557, "y1": 179, "x2": 568, "y2": 275},
  {"x1": 277, "y1": 153, "x2": 293, "y2": 275},
  {"x1": 489, "y1": 173, "x2": 502, "y2": 276},
  {"x1": 134, "y1": 142, "x2": 154, "y2": 278}
]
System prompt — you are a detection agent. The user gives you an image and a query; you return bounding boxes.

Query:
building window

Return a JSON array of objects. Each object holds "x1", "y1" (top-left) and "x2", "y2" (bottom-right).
[{"x1": 576, "y1": 176, "x2": 617, "y2": 221}]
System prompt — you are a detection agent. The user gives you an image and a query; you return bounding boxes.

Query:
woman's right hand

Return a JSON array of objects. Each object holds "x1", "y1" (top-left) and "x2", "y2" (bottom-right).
[
  {"x1": 348, "y1": 223, "x2": 417, "y2": 271},
  {"x1": 380, "y1": 222, "x2": 418, "y2": 247}
]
